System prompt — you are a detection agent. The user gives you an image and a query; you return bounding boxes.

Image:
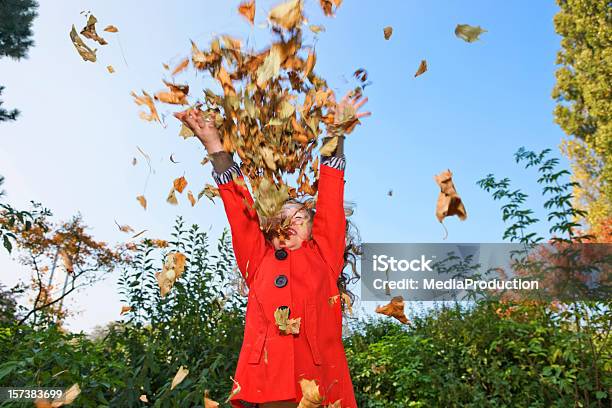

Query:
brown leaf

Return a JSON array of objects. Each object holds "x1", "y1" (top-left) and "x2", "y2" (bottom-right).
[
  {"x1": 455, "y1": 24, "x2": 487, "y2": 43},
  {"x1": 156, "y1": 252, "x2": 187, "y2": 297},
  {"x1": 298, "y1": 378, "x2": 324, "y2": 408},
  {"x1": 274, "y1": 306, "x2": 301, "y2": 334},
  {"x1": 269, "y1": 0, "x2": 303, "y2": 31},
  {"x1": 106, "y1": 65, "x2": 115, "y2": 73},
  {"x1": 59, "y1": 250, "x2": 74, "y2": 274},
  {"x1": 114, "y1": 220, "x2": 135, "y2": 233},
  {"x1": 136, "y1": 195, "x2": 147, "y2": 210},
  {"x1": 187, "y1": 190, "x2": 196, "y2": 206},
  {"x1": 103, "y1": 25, "x2": 119, "y2": 33},
  {"x1": 434, "y1": 169, "x2": 467, "y2": 238},
  {"x1": 203, "y1": 390, "x2": 219, "y2": 408},
  {"x1": 131, "y1": 90, "x2": 160, "y2": 122},
  {"x1": 375, "y1": 296, "x2": 410, "y2": 324},
  {"x1": 383, "y1": 26, "x2": 393, "y2": 40},
  {"x1": 238, "y1": 0, "x2": 256, "y2": 25},
  {"x1": 80, "y1": 14, "x2": 107, "y2": 45},
  {"x1": 69, "y1": 25, "x2": 97, "y2": 62},
  {"x1": 414, "y1": 59, "x2": 427, "y2": 77},
  {"x1": 319, "y1": 0, "x2": 342, "y2": 16},
  {"x1": 198, "y1": 184, "x2": 220, "y2": 203},
  {"x1": 120, "y1": 305, "x2": 132, "y2": 315},
  {"x1": 155, "y1": 81, "x2": 189, "y2": 105},
  {"x1": 173, "y1": 176, "x2": 188, "y2": 193},
  {"x1": 171, "y1": 58, "x2": 190, "y2": 76}
]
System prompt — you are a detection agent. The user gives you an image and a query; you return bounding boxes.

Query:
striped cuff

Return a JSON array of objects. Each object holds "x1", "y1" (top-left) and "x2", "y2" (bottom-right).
[
  {"x1": 321, "y1": 155, "x2": 346, "y2": 171},
  {"x1": 212, "y1": 162, "x2": 242, "y2": 185}
]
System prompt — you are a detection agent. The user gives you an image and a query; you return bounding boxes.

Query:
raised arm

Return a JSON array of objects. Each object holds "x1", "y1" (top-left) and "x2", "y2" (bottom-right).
[{"x1": 174, "y1": 109, "x2": 267, "y2": 287}]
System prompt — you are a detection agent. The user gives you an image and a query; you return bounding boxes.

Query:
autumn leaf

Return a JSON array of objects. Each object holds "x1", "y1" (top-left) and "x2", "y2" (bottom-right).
[
  {"x1": 319, "y1": 136, "x2": 338, "y2": 156},
  {"x1": 319, "y1": 0, "x2": 342, "y2": 17},
  {"x1": 414, "y1": 59, "x2": 427, "y2": 77},
  {"x1": 69, "y1": 25, "x2": 97, "y2": 62},
  {"x1": 80, "y1": 14, "x2": 107, "y2": 45},
  {"x1": 114, "y1": 220, "x2": 135, "y2": 233},
  {"x1": 131, "y1": 229, "x2": 147, "y2": 239},
  {"x1": 309, "y1": 25, "x2": 325, "y2": 34},
  {"x1": 198, "y1": 184, "x2": 220, "y2": 203},
  {"x1": 388, "y1": 189, "x2": 393, "y2": 196},
  {"x1": 155, "y1": 81, "x2": 189, "y2": 105},
  {"x1": 171, "y1": 365, "x2": 189, "y2": 390},
  {"x1": 203, "y1": 390, "x2": 220, "y2": 408},
  {"x1": 274, "y1": 306, "x2": 301, "y2": 334},
  {"x1": 139, "y1": 395, "x2": 148, "y2": 402},
  {"x1": 171, "y1": 57, "x2": 190, "y2": 76},
  {"x1": 383, "y1": 26, "x2": 393, "y2": 40},
  {"x1": 132, "y1": 157, "x2": 137, "y2": 166},
  {"x1": 238, "y1": 0, "x2": 256, "y2": 25},
  {"x1": 179, "y1": 123, "x2": 195, "y2": 139},
  {"x1": 375, "y1": 296, "x2": 410, "y2": 324},
  {"x1": 434, "y1": 169, "x2": 467, "y2": 239},
  {"x1": 256, "y1": 46, "x2": 282, "y2": 87},
  {"x1": 455, "y1": 24, "x2": 487, "y2": 43},
  {"x1": 136, "y1": 195, "x2": 147, "y2": 209},
  {"x1": 298, "y1": 378, "x2": 324, "y2": 408},
  {"x1": 107, "y1": 65, "x2": 115, "y2": 73},
  {"x1": 269, "y1": 0, "x2": 303, "y2": 31},
  {"x1": 167, "y1": 187, "x2": 178, "y2": 205},
  {"x1": 131, "y1": 90, "x2": 160, "y2": 122},
  {"x1": 225, "y1": 376, "x2": 241, "y2": 403},
  {"x1": 103, "y1": 25, "x2": 118, "y2": 33},
  {"x1": 173, "y1": 176, "x2": 188, "y2": 193},
  {"x1": 120, "y1": 305, "x2": 132, "y2": 315},
  {"x1": 37, "y1": 383, "x2": 81, "y2": 407},
  {"x1": 156, "y1": 252, "x2": 187, "y2": 297},
  {"x1": 187, "y1": 190, "x2": 196, "y2": 206}
]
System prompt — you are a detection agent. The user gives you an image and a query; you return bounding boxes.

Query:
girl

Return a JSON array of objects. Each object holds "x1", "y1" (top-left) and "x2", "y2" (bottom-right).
[{"x1": 175, "y1": 92, "x2": 369, "y2": 408}]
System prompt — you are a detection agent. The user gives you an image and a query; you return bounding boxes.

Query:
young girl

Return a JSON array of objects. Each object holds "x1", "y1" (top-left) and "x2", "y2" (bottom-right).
[{"x1": 175, "y1": 92, "x2": 369, "y2": 408}]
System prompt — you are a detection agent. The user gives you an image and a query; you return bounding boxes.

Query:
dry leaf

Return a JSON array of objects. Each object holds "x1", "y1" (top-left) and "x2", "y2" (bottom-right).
[
  {"x1": 131, "y1": 90, "x2": 160, "y2": 122},
  {"x1": 132, "y1": 157, "x2": 137, "y2": 166},
  {"x1": 434, "y1": 169, "x2": 467, "y2": 239},
  {"x1": 114, "y1": 220, "x2": 135, "y2": 233},
  {"x1": 203, "y1": 390, "x2": 219, "y2": 408},
  {"x1": 103, "y1": 25, "x2": 118, "y2": 33},
  {"x1": 375, "y1": 296, "x2": 410, "y2": 324},
  {"x1": 167, "y1": 187, "x2": 178, "y2": 205},
  {"x1": 319, "y1": 0, "x2": 342, "y2": 16},
  {"x1": 171, "y1": 365, "x2": 189, "y2": 390},
  {"x1": 120, "y1": 305, "x2": 132, "y2": 315},
  {"x1": 69, "y1": 25, "x2": 97, "y2": 62},
  {"x1": 414, "y1": 59, "x2": 427, "y2": 77},
  {"x1": 274, "y1": 306, "x2": 301, "y2": 334},
  {"x1": 198, "y1": 184, "x2": 220, "y2": 203},
  {"x1": 225, "y1": 376, "x2": 241, "y2": 403},
  {"x1": 298, "y1": 378, "x2": 324, "y2": 408},
  {"x1": 238, "y1": 0, "x2": 256, "y2": 25},
  {"x1": 269, "y1": 0, "x2": 303, "y2": 31},
  {"x1": 155, "y1": 252, "x2": 187, "y2": 297},
  {"x1": 171, "y1": 58, "x2": 190, "y2": 76},
  {"x1": 455, "y1": 24, "x2": 487, "y2": 43},
  {"x1": 187, "y1": 190, "x2": 196, "y2": 206},
  {"x1": 136, "y1": 195, "x2": 147, "y2": 209},
  {"x1": 47, "y1": 383, "x2": 81, "y2": 407},
  {"x1": 154, "y1": 81, "x2": 189, "y2": 105},
  {"x1": 309, "y1": 25, "x2": 325, "y2": 34},
  {"x1": 383, "y1": 26, "x2": 393, "y2": 40},
  {"x1": 80, "y1": 14, "x2": 107, "y2": 45},
  {"x1": 387, "y1": 189, "x2": 393, "y2": 196},
  {"x1": 139, "y1": 395, "x2": 148, "y2": 402},
  {"x1": 179, "y1": 123, "x2": 195, "y2": 139},
  {"x1": 107, "y1": 65, "x2": 115, "y2": 73},
  {"x1": 59, "y1": 250, "x2": 74, "y2": 274},
  {"x1": 131, "y1": 229, "x2": 147, "y2": 238},
  {"x1": 173, "y1": 176, "x2": 188, "y2": 193}
]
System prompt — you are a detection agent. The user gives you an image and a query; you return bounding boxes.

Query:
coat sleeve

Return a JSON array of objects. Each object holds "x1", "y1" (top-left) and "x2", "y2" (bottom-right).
[
  {"x1": 312, "y1": 152, "x2": 347, "y2": 280},
  {"x1": 212, "y1": 155, "x2": 267, "y2": 287}
]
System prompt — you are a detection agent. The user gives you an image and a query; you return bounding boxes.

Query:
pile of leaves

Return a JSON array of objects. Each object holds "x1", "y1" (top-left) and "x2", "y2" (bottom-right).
[{"x1": 135, "y1": 0, "x2": 362, "y2": 224}]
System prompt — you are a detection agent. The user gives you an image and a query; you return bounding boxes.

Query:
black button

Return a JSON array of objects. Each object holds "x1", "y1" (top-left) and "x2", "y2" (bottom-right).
[
  {"x1": 275, "y1": 248, "x2": 288, "y2": 260},
  {"x1": 274, "y1": 274, "x2": 288, "y2": 288}
]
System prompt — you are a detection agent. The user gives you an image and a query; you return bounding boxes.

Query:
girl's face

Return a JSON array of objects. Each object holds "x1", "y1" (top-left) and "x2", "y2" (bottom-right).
[{"x1": 272, "y1": 203, "x2": 312, "y2": 250}]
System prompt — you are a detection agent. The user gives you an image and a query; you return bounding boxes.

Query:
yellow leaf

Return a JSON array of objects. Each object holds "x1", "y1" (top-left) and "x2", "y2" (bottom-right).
[
  {"x1": 136, "y1": 195, "x2": 147, "y2": 210},
  {"x1": 179, "y1": 123, "x2": 195, "y2": 139},
  {"x1": 309, "y1": 25, "x2": 326, "y2": 34},
  {"x1": 131, "y1": 90, "x2": 160, "y2": 122},
  {"x1": 171, "y1": 366, "x2": 189, "y2": 390},
  {"x1": 319, "y1": 136, "x2": 338, "y2": 156},
  {"x1": 455, "y1": 24, "x2": 487, "y2": 43},
  {"x1": 269, "y1": 0, "x2": 303, "y2": 31}
]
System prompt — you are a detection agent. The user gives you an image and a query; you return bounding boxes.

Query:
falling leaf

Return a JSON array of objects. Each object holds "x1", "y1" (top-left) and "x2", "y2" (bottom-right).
[
  {"x1": 114, "y1": 220, "x2": 135, "y2": 233},
  {"x1": 383, "y1": 26, "x2": 393, "y2": 40},
  {"x1": 225, "y1": 377, "x2": 241, "y2": 403},
  {"x1": 303, "y1": 50, "x2": 316, "y2": 78},
  {"x1": 120, "y1": 305, "x2": 132, "y2": 315},
  {"x1": 80, "y1": 14, "x2": 107, "y2": 45},
  {"x1": 107, "y1": 65, "x2": 115, "y2": 73},
  {"x1": 375, "y1": 296, "x2": 410, "y2": 324},
  {"x1": 136, "y1": 195, "x2": 147, "y2": 209},
  {"x1": 103, "y1": 25, "x2": 119, "y2": 33},
  {"x1": 171, "y1": 365, "x2": 189, "y2": 390},
  {"x1": 187, "y1": 190, "x2": 196, "y2": 206},
  {"x1": 69, "y1": 25, "x2": 97, "y2": 62},
  {"x1": 454, "y1": 24, "x2": 487, "y2": 43},
  {"x1": 171, "y1": 58, "x2": 190, "y2": 76},
  {"x1": 268, "y1": 0, "x2": 303, "y2": 31},
  {"x1": 204, "y1": 390, "x2": 219, "y2": 408},
  {"x1": 173, "y1": 176, "x2": 188, "y2": 193},
  {"x1": 434, "y1": 169, "x2": 467, "y2": 239},
  {"x1": 156, "y1": 252, "x2": 187, "y2": 297},
  {"x1": 256, "y1": 46, "x2": 282, "y2": 87},
  {"x1": 167, "y1": 187, "x2": 178, "y2": 205},
  {"x1": 131, "y1": 90, "x2": 160, "y2": 122},
  {"x1": 319, "y1": 136, "x2": 338, "y2": 156},
  {"x1": 274, "y1": 306, "x2": 301, "y2": 334},
  {"x1": 154, "y1": 81, "x2": 189, "y2": 105},
  {"x1": 179, "y1": 123, "x2": 195, "y2": 139},
  {"x1": 162, "y1": 63, "x2": 170, "y2": 70},
  {"x1": 298, "y1": 378, "x2": 324, "y2": 408},
  {"x1": 309, "y1": 25, "x2": 325, "y2": 34},
  {"x1": 139, "y1": 395, "x2": 149, "y2": 402},
  {"x1": 238, "y1": 0, "x2": 256, "y2": 25},
  {"x1": 319, "y1": 0, "x2": 342, "y2": 16},
  {"x1": 414, "y1": 59, "x2": 427, "y2": 77},
  {"x1": 198, "y1": 184, "x2": 220, "y2": 203}
]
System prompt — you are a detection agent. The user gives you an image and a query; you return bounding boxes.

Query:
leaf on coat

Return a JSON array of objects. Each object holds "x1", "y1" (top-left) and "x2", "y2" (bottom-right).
[
  {"x1": 173, "y1": 176, "x2": 188, "y2": 193},
  {"x1": 274, "y1": 307, "x2": 301, "y2": 334},
  {"x1": 454, "y1": 24, "x2": 487, "y2": 43},
  {"x1": 170, "y1": 365, "x2": 189, "y2": 390},
  {"x1": 69, "y1": 25, "x2": 97, "y2": 62},
  {"x1": 269, "y1": 0, "x2": 303, "y2": 31},
  {"x1": 434, "y1": 169, "x2": 467, "y2": 239},
  {"x1": 80, "y1": 15, "x2": 107, "y2": 45},
  {"x1": 103, "y1": 25, "x2": 118, "y2": 33},
  {"x1": 414, "y1": 59, "x2": 427, "y2": 77},
  {"x1": 375, "y1": 296, "x2": 410, "y2": 324},
  {"x1": 187, "y1": 190, "x2": 196, "y2": 206},
  {"x1": 131, "y1": 90, "x2": 160, "y2": 122},
  {"x1": 383, "y1": 26, "x2": 393, "y2": 40},
  {"x1": 203, "y1": 390, "x2": 219, "y2": 408},
  {"x1": 120, "y1": 305, "x2": 132, "y2": 315},
  {"x1": 136, "y1": 195, "x2": 147, "y2": 210},
  {"x1": 238, "y1": 0, "x2": 256, "y2": 25},
  {"x1": 298, "y1": 378, "x2": 324, "y2": 407},
  {"x1": 326, "y1": 400, "x2": 342, "y2": 408}
]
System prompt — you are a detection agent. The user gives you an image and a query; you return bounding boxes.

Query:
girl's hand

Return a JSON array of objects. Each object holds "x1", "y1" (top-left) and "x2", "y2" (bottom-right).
[
  {"x1": 173, "y1": 108, "x2": 223, "y2": 152},
  {"x1": 332, "y1": 90, "x2": 371, "y2": 127}
]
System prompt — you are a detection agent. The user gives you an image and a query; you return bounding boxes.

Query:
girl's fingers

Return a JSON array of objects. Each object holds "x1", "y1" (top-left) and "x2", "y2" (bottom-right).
[
  {"x1": 354, "y1": 96, "x2": 368, "y2": 110},
  {"x1": 356, "y1": 111, "x2": 371, "y2": 119}
]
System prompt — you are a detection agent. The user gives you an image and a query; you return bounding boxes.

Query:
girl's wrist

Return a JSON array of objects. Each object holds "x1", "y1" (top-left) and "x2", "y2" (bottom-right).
[{"x1": 203, "y1": 138, "x2": 224, "y2": 154}]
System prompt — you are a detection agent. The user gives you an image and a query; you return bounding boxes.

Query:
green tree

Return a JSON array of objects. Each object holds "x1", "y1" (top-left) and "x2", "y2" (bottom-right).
[
  {"x1": 552, "y1": 0, "x2": 611, "y2": 239},
  {"x1": 0, "y1": 0, "x2": 39, "y2": 121}
]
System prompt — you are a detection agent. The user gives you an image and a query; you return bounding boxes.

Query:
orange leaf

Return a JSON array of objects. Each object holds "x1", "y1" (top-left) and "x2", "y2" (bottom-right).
[
  {"x1": 375, "y1": 296, "x2": 410, "y2": 324},
  {"x1": 238, "y1": 0, "x2": 256, "y2": 25},
  {"x1": 103, "y1": 25, "x2": 119, "y2": 33},
  {"x1": 414, "y1": 59, "x2": 427, "y2": 77},
  {"x1": 136, "y1": 195, "x2": 147, "y2": 210},
  {"x1": 171, "y1": 57, "x2": 190, "y2": 76},
  {"x1": 187, "y1": 190, "x2": 196, "y2": 206},
  {"x1": 173, "y1": 176, "x2": 188, "y2": 193}
]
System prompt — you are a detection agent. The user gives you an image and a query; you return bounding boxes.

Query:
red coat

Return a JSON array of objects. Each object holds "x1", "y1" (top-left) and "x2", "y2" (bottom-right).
[{"x1": 217, "y1": 163, "x2": 357, "y2": 408}]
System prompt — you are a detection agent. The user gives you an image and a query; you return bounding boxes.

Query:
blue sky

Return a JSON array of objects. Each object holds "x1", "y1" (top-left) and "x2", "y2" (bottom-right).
[{"x1": 0, "y1": 0, "x2": 570, "y2": 332}]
